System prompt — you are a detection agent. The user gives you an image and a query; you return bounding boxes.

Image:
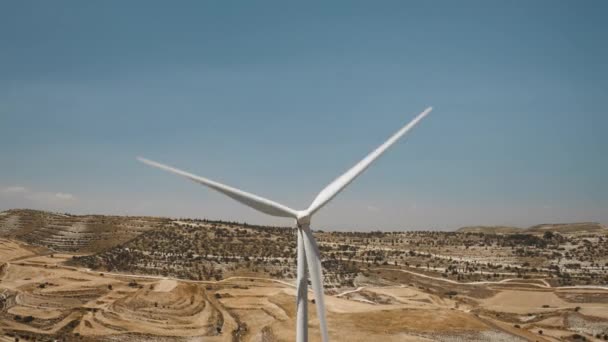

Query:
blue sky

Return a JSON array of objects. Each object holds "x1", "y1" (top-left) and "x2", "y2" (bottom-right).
[{"x1": 1, "y1": 1, "x2": 606, "y2": 230}]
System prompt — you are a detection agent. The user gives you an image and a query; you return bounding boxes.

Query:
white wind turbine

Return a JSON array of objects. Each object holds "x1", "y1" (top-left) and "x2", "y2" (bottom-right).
[{"x1": 137, "y1": 107, "x2": 432, "y2": 342}]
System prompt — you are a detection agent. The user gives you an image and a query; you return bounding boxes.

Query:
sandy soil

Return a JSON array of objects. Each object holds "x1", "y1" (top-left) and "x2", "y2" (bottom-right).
[{"x1": 0, "y1": 238, "x2": 606, "y2": 341}]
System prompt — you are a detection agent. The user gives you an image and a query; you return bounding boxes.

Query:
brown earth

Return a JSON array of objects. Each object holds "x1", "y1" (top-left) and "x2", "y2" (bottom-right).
[{"x1": 0, "y1": 238, "x2": 605, "y2": 341}]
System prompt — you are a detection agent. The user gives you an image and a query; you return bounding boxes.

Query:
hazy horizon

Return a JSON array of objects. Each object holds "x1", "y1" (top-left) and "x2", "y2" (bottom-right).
[
  {"x1": 2, "y1": 207, "x2": 606, "y2": 234},
  {"x1": 2, "y1": 1, "x2": 607, "y2": 230}
]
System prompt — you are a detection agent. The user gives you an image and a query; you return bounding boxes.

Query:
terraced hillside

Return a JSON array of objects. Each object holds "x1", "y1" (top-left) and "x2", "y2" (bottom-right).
[
  {"x1": 0, "y1": 210, "x2": 606, "y2": 340},
  {"x1": 0, "y1": 249, "x2": 233, "y2": 341},
  {"x1": 458, "y1": 222, "x2": 607, "y2": 235},
  {"x1": 457, "y1": 225, "x2": 522, "y2": 234},
  {"x1": 72, "y1": 220, "x2": 361, "y2": 289},
  {"x1": 0, "y1": 210, "x2": 168, "y2": 253},
  {"x1": 73, "y1": 219, "x2": 608, "y2": 290},
  {"x1": 1, "y1": 239, "x2": 607, "y2": 341},
  {"x1": 526, "y1": 222, "x2": 607, "y2": 234}
]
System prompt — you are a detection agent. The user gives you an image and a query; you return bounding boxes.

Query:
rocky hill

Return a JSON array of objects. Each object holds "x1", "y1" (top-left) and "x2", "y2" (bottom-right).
[
  {"x1": 458, "y1": 222, "x2": 606, "y2": 234},
  {"x1": 71, "y1": 220, "x2": 303, "y2": 282},
  {"x1": 526, "y1": 222, "x2": 606, "y2": 234},
  {"x1": 455, "y1": 225, "x2": 521, "y2": 234},
  {"x1": 0, "y1": 209, "x2": 168, "y2": 253}
]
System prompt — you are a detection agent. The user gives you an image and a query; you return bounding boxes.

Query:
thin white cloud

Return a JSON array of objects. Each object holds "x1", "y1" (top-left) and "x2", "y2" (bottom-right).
[
  {"x1": 25, "y1": 191, "x2": 76, "y2": 202},
  {"x1": 54, "y1": 192, "x2": 75, "y2": 200},
  {"x1": 1, "y1": 185, "x2": 76, "y2": 205},
  {"x1": 2, "y1": 186, "x2": 28, "y2": 194},
  {"x1": 366, "y1": 205, "x2": 380, "y2": 212}
]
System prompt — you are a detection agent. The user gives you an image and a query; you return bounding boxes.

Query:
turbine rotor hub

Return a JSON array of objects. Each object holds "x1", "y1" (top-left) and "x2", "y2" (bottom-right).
[{"x1": 296, "y1": 211, "x2": 311, "y2": 227}]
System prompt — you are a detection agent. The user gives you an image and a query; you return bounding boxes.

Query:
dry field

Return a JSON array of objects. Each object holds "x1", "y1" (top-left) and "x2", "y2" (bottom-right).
[
  {"x1": 0, "y1": 238, "x2": 606, "y2": 341},
  {"x1": 0, "y1": 210, "x2": 606, "y2": 341}
]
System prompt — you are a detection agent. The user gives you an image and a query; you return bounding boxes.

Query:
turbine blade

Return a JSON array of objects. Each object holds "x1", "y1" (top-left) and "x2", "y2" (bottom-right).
[
  {"x1": 137, "y1": 157, "x2": 298, "y2": 218},
  {"x1": 307, "y1": 107, "x2": 432, "y2": 215},
  {"x1": 301, "y1": 227, "x2": 329, "y2": 342},
  {"x1": 296, "y1": 229, "x2": 308, "y2": 342}
]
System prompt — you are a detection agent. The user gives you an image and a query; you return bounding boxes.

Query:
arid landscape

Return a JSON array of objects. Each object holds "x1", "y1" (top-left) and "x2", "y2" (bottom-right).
[{"x1": 0, "y1": 209, "x2": 606, "y2": 341}]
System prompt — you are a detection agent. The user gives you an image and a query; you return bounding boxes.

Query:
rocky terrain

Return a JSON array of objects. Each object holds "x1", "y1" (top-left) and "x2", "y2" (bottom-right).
[
  {"x1": 0, "y1": 209, "x2": 606, "y2": 341},
  {"x1": 0, "y1": 209, "x2": 168, "y2": 253},
  {"x1": 458, "y1": 223, "x2": 606, "y2": 235},
  {"x1": 66, "y1": 215, "x2": 608, "y2": 288}
]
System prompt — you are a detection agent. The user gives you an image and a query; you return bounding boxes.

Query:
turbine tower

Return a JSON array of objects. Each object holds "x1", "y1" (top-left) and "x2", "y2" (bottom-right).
[{"x1": 137, "y1": 107, "x2": 432, "y2": 342}]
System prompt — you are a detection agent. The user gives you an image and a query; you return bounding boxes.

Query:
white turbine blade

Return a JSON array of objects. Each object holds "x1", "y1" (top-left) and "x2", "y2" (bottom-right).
[
  {"x1": 301, "y1": 227, "x2": 329, "y2": 342},
  {"x1": 296, "y1": 229, "x2": 308, "y2": 342},
  {"x1": 307, "y1": 107, "x2": 432, "y2": 215},
  {"x1": 137, "y1": 157, "x2": 298, "y2": 218}
]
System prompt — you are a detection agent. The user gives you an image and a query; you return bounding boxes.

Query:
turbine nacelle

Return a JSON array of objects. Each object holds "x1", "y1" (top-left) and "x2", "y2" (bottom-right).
[{"x1": 296, "y1": 210, "x2": 312, "y2": 227}]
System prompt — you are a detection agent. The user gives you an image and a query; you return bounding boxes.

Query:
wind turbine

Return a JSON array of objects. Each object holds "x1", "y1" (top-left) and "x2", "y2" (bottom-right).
[{"x1": 137, "y1": 107, "x2": 432, "y2": 342}]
